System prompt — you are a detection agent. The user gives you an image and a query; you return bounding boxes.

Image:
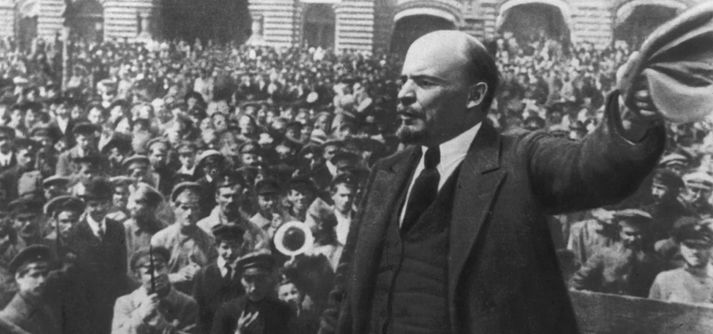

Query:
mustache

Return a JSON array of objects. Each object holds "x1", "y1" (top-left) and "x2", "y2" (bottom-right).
[{"x1": 396, "y1": 105, "x2": 424, "y2": 118}]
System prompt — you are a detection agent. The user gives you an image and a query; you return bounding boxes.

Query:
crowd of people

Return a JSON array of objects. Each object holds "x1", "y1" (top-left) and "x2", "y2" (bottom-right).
[{"x1": 0, "y1": 28, "x2": 709, "y2": 334}]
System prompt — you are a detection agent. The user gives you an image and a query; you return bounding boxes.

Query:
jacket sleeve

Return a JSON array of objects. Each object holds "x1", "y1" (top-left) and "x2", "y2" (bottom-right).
[
  {"x1": 526, "y1": 90, "x2": 666, "y2": 214},
  {"x1": 570, "y1": 252, "x2": 604, "y2": 292},
  {"x1": 317, "y1": 161, "x2": 381, "y2": 334}
]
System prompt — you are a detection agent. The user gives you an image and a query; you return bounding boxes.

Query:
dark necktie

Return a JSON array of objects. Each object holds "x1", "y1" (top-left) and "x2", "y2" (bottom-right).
[
  {"x1": 402, "y1": 147, "x2": 440, "y2": 232},
  {"x1": 224, "y1": 264, "x2": 232, "y2": 281}
]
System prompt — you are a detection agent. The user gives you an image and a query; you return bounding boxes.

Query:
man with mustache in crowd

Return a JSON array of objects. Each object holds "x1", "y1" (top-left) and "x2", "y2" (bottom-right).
[{"x1": 320, "y1": 30, "x2": 666, "y2": 334}]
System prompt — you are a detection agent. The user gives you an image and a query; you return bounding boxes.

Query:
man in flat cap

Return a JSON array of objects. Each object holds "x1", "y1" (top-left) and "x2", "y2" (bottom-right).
[
  {"x1": 0, "y1": 138, "x2": 40, "y2": 201},
  {"x1": 112, "y1": 246, "x2": 199, "y2": 334},
  {"x1": 683, "y1": 171, "x2": 713, "y2": 218},
  {"x1": 146, "y1": 138, "x2": 175, "y2": 197},
  {"x1": 47, "y1": 96, "x2": 77, "y2": 149},
  {"x1": 250, "y1": 179, "x2": 283, "y2": 237},
  {"x1": 571, "y1": 209, "x2": 663, "y2": 297},
  {"x1": 55, "y1": 122, "x2": 102, "y2": 177},
  {"x1": 0, "y1": 126, "x2": 17, "y2": 175},
  {"x1": 197, "y1": 171, "x2": 270, "y2": 253},
  {"x1": 0, "y1": 245, "x2": 60, "y2": 334},
  {"x1": 642, "y1": 169, "x2": 692, "y2": 243},
  {"x1": 649, "y1": 221, "x2": 713, "y2": 304},
  {"x1": 42, "y1": 175, "x2": 70, "y2": 201},
  {"x1": 658, "y1": 152, "x2": 689, "y2": 176},
  {"x1": 176, "y1": 141, "x2": 199, "y2": 181},
  {"x1": 195, "y1": 150, "x2": 228, "y2": 217},
  {"x1": 151, "y1": 182, "x2": 217, "y2": 294},
  {"x1": 8, "y1": 197, "x2": 45, "y2": 249},
  {"x1": 192, "y1": 224, "x2": 247, "y2": 333},
  {"x1": 123, "y1": 183, "x2": 166, "y2": 268},
  {"x1": 211, "y1": 252, "x2": 291, "y2": 334},
  {"x1": 42, "y1": 195, "x2": 84, "y2": 257},
  {"x1": 65, "y1": 176, "x2": 128, "y2": 334},
  {"x1": 282, "y1": 176, "x2": 317, "y2": 223}
]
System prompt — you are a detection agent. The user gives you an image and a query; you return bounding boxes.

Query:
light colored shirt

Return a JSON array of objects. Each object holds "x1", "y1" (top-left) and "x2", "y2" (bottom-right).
[
  {"x1": 216, "y1": 257, "x2": 235, "y2": 279},
  {"x1": 197, "y1": 206, "x2": 271, "y2": 254},
  {"x1": 399, "y1": 122, "x2": 482, "y2": 225},
  {"x1": 649, "y1": 268, "x2": 713, "y2": 304},
  {"x1": 335, "y1": 210, "x2": 352, "y2": 246},
  {"x1": 150, "y1": 224, "x2": 217, "y2": 275},
  {"x1": 111, "y1": 286, "x2": 198, "y2": 334},
  {"x1": 86, "y1": 215, "x2": 106, "y2": 239},
  {"x1": 0, "y1": 151, "x2": 12, "y2": 166}
]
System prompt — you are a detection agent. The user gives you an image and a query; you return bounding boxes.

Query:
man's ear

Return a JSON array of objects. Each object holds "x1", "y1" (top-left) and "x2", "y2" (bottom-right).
[{"x1": 467, "y1": 82, "x2": 488, "y2": 109}]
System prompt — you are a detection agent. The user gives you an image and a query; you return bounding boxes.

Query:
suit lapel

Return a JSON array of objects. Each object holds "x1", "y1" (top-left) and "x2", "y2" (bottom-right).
[
  {"x1": 447, "y1": 123, "x2": 506, "y2": 327},
  {"x1": 350, "y1": 147, "x2": 420, "y2": 324}
]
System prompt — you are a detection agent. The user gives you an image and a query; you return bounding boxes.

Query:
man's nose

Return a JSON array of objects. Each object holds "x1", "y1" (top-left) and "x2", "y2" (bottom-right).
[{"x1": 398, "y1": 81, "x2": 416, "y2": 106}]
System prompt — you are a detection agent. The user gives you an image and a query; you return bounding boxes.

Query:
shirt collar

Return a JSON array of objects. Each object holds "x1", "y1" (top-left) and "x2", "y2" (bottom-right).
[
  {"x1": 86, "y1": 214, "x2": 105, "y2": 236},
  {"x1": 421, "y1": 122, "x2": 482, "y2": 169}
]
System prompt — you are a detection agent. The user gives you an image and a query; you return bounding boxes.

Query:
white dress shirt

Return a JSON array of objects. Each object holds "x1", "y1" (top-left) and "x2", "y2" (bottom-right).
[
  {"x1": 86, "y1": 214, "x2": 106, "y2": 239},
  {"x1": 217, "y1": 256, "x2": 235, "y2": 279},
  {"x1": 334, "y1": 210, "x2": 352, "y2": 245},
  {"x1": 0, "y1": 151, "x2": 12, "y2": 166},
  {"x1": 399, "y1": 122, "x2": 482, "y2": 225}
]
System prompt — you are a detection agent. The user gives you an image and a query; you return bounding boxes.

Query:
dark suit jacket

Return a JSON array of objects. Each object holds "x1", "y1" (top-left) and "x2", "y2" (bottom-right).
[
  {"x1": 65, "y1": 217, "x2": 129, "y2": 334},
  {"x1": 327, "y1": 92, "x2": 666, "y2": 334},
  {"x1": 0, "y1": 293, "x2": 61, "y2": 334},
  {"x1": 192, "y1": 263, "x2": 244, "y2": 333},
  {"x1": 211, "y1": 296, "x2": 291, "y2": 334}
]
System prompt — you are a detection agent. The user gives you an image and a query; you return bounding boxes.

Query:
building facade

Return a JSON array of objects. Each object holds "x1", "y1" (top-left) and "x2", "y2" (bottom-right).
[{"x1": 0, "y1": 0, "x2": 705, "y2": 53}]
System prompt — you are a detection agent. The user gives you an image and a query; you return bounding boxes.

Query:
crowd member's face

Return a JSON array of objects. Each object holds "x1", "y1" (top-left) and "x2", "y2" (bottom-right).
[
  {"x1": 212, "y1": 114, "x2": 228, "y2": 133},
  {"x1": 174, "y1": 191, "x2": 201, "y2": 228},
  {"x1": 136, "y1": 258, "x2": 170, "y2": 292},
  {"x1": 14, "y1": 214, "x2": 39, "y2": 240},
  {"x1": 0, "y1": 136, "x2": 11, "y2": 154},
  {"x1": 278, "y1": 282, "x2": 303, "y2": 310},
  {"x1": 113, "y1": 185, "x2": 129, "y2": 209},
  {"x1": 86, "y1": 199, "x2": 111, "y2": 222},
  {"x1": 16, "y1": 148, "x2": 34, "y2": 169},
  {"x1": 87, "y1": 108, "x2": 105, "y2": 125},
  {"x1": 128, "y1": 193, "x2": 154, "y2": 219},
  {"x1": 24, "y1": 110, "x2": 39, "y2": 129},
  {"x1": 216, "y1": 239, "x2": 241, "y2": 263},
  {"x1": 331, "y1": 184, "x2": 355, "y2": 214},
  {"x1": 110, "y1": 106, "x2": 124, "y2": 121},
  {"x1": 77, "y1": 164, "x2": 98, "y2": 183},
  {"x1": 241, "y1": 153, "x2": 259, "y2": 167},
  {"x1": 55, "y1": 104, "x2": 70, "y2": 118},
  {"x1": 287, "y1": 189, "x2": 312, "y2": 213},
  {"x1": 16, "y1": 264, "x2": 49, "y2": 298},
  {"x1": 241, "y1": 268, "x2": 272, "y2": 302},
  {"x1": 680, "y1": 242, "x2": 712, "y2": 268},
  {"x1": 107, "y1": 147, "x2": 125, "y2": 167},
  {"x1": 178, "y1": 150, "x2": 196, "y2": 169},
  {"x1": 323, "y1": 145, "x2": 338, "y2": 162},
  {"x1": 75, "y1": 134, "x2": 94, "y2": 153},
  {"x1": 238, "y1": 116, "x2": 255, "y2": 135},
  {"x1": 9, "y1": 109, "x2": 22, "y2": 124},
  {"x1": 687, "y1": 185, "x2": 712, "y2": 207},
  {"x1": 618, "y1": 222, "x2": 644, "y2": 249},
  {"x1": 148, "y1": 144, "x2": 168, "y2": 168},
  {"x1": 257, "y1": 194, "x2": 277, "y2": 216},
  {"x1": 396, "y1": 33, "x2": 480, "y2": 145},
  {"x1": 216, "y1": 185, "x2": 242, "y2": 216},
  {"x1": 651, "y1": 183, "x2": 671, "y2": 203},
  {"x1": 56, "y1": 210, "x2": 79, "y2": 239},
  {"x1": 275, "y1": 145, "x2": 293, "y2": 161}
]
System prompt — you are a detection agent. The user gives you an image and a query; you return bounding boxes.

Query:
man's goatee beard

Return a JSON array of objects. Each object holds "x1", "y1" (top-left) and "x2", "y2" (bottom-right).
[{"x1": 395, "y1": 125, "x2": 427, "y2": 145}]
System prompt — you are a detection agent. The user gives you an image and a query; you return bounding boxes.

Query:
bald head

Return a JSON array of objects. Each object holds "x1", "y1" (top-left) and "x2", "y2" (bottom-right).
[{"x1": 396, "y1": 30, "x2": 499, "y2": 146}]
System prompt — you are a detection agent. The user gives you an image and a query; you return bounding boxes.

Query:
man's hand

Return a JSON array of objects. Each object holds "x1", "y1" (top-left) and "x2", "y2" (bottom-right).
[
  {"x1": 616, "y1": 52, "x2": 663, "y2": 141},
  {"x1": 235, "y1": 310, "x2": 260, "y2": 334},
  {"x1": 138, "y1": 292, "x2": 161, "y2": 322}
]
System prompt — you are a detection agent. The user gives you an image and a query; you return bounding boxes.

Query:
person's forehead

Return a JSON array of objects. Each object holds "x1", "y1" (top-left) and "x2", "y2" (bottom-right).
[{"x1": 402, "y1": 34, "x2": 471, "y2": 78}]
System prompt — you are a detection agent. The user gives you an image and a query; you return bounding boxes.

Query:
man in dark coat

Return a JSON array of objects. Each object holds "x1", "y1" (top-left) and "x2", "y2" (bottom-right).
[
  {"x1": 192, "y1": 224, "x2": 246, "y2": 333},
  {"x1": 320, "y1": 31, "x2": 666, "y2": 334},
  {"x1": 211, "y1": 252, "x2": 290, "y2": 334},
  {"x1": 66, "y1": 176, "x2": 129, "y2": 334}
]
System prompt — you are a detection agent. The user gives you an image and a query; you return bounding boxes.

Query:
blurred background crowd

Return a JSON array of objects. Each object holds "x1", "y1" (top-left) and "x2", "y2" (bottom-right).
[{"x1": 0, "y1": 30, "x2": 711, "y2": 333}]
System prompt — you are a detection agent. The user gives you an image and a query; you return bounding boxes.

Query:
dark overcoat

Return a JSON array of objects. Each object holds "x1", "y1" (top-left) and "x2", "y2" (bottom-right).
[{"x1": 328, "y1": 93, "x2": 667, "y2": 334}]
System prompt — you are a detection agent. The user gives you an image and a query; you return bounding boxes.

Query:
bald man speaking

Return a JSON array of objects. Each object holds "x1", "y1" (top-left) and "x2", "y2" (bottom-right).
[{"x1": 319, "y1": 31, "x2": 666, "y2": 334}]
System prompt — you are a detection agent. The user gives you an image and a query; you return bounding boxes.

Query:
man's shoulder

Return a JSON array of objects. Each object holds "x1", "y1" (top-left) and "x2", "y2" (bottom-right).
[
  {"x1": 371, "y1": 146, "x2": 416, "y2": 171},
  {"x1": 654, "y1": 268, "x2": 686, "y2": 283}
]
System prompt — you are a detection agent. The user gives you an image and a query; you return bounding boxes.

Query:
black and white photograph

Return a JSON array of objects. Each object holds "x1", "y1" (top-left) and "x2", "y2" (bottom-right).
[{"x1": 0, "y1": 0, "x2": 712, "y2": 333}]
